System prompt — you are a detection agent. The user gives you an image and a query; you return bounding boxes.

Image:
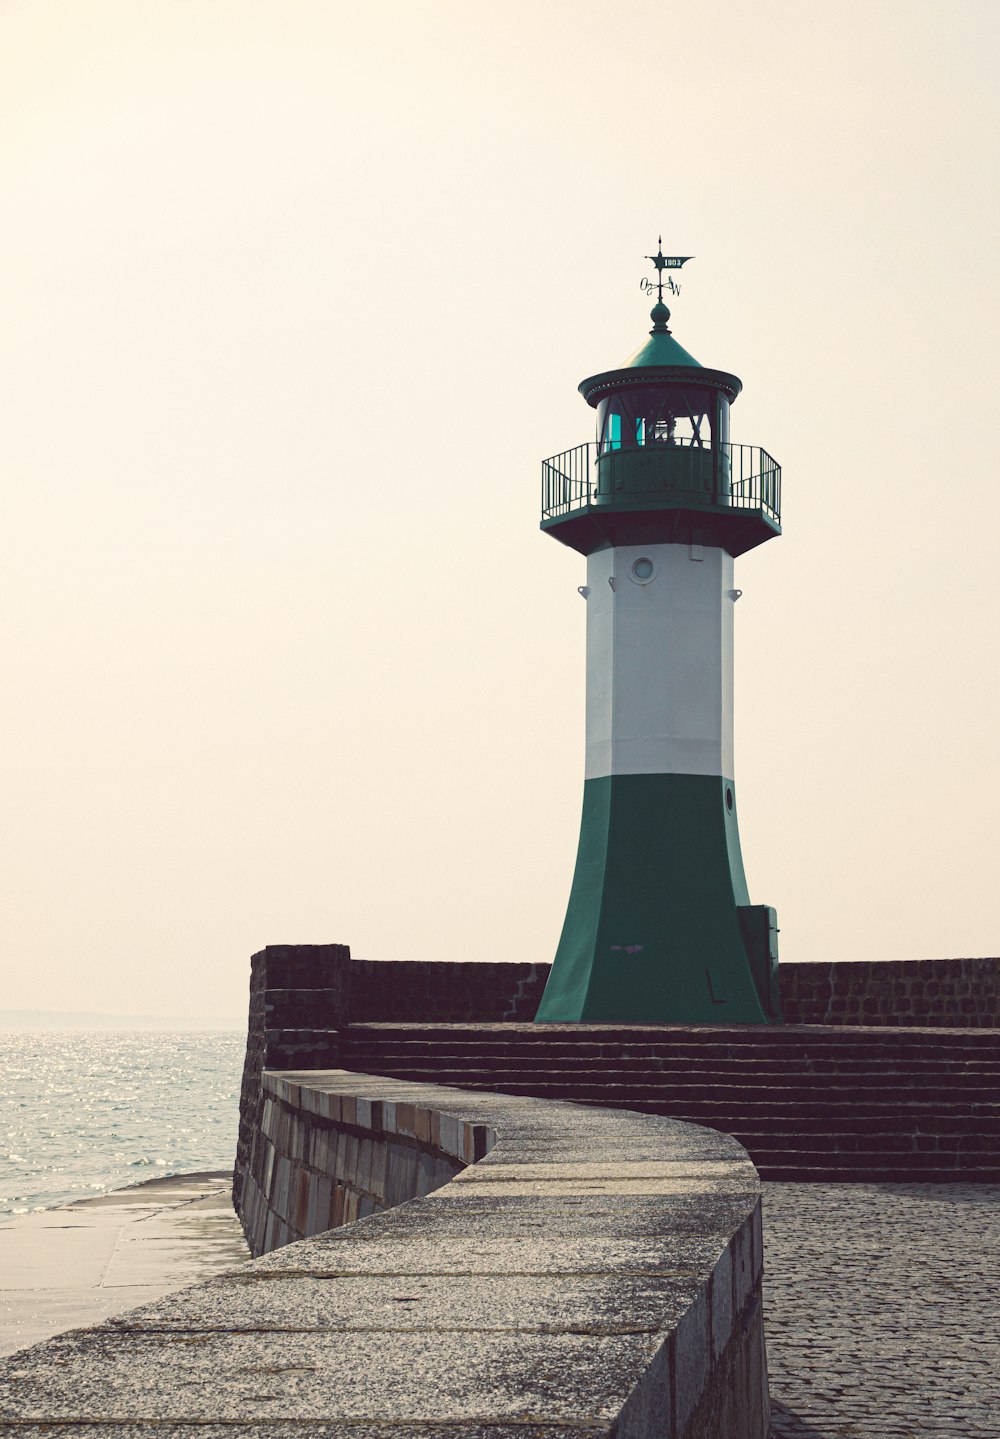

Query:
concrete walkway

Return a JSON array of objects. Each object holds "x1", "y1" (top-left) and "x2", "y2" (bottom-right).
[
  {"x1": 0, "y1": 1171, "x2": 248, "y2": 1358},
  {"x1": 763, "y1": 1182, "x2": 1000, "y2": 1438}
]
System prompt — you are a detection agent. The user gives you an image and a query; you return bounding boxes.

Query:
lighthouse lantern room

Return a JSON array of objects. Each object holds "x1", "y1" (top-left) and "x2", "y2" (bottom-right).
[{"x1": 534, "y1": 242, "x2": 783, "y2": 1025}]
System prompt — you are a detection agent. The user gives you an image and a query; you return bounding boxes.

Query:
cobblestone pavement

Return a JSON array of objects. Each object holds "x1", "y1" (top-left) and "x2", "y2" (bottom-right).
[{"x1": 762, "y1": 1184, "x2": 1000, "y2": 1439}]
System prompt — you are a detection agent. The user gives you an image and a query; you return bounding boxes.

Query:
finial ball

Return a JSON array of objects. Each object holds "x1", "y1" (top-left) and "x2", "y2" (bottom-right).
[{"x1": 650, "y1": 300, "x2": 671, "y2": 331}]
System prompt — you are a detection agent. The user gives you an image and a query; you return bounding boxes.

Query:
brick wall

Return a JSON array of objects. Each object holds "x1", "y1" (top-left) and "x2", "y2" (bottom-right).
[
  {"x1": 779, "y1": 958, "x2": 1000, "y2": 1028},
  {"x1": 233, "y1": 943, "x2": 351, "y2": 1214},
  {"x1": 235, "y1": 947, "x2": 1000, "y2": 1208},
  {"x1": 351, "y1": 958, "x2": 549, "y2": 1024},
  {"x1": 346, "y1": 956, "x2": 1000, "y2": 1028}
]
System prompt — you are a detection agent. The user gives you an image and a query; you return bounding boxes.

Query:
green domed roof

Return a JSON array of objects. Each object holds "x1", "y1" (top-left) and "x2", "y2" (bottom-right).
[
  {"x1": 617, "y1": 301, "x2": 703, "y2": 369},
  {"x1": 619, "y1": 326, "x2": 703, "y2": 371},
  {"x1": 578, "y1": 302, "x2": 741, "y2": 407}
]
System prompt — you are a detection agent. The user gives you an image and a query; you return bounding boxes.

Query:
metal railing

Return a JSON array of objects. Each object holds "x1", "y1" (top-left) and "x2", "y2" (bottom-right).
[{"x1": 541, "y1": 439, "x2": 781, "y2": 526}]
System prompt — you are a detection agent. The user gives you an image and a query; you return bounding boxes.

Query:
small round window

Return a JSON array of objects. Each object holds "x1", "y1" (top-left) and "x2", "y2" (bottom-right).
[
  {"x1": 630, "y1": 556, "x2": 655, "y2": 584},
  {"x1": 725, "y1": 787, "x2": 734, "y2": 814}
]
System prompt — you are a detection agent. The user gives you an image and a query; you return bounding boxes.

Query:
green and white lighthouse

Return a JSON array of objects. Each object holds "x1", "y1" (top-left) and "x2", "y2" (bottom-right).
[{"x1": 534, "y1": 243, "x2": 783, "y2": 1025}]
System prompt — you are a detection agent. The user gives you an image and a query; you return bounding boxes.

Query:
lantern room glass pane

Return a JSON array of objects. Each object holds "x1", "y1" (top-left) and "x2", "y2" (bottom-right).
[{"x1": 597, "y1": 385, "x2": 720, "y2": 453}]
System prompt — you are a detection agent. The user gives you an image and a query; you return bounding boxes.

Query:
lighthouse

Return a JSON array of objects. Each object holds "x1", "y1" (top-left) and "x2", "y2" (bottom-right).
[{"x1": 534, "y1": 243, "x2": 783, "y2": 1025}]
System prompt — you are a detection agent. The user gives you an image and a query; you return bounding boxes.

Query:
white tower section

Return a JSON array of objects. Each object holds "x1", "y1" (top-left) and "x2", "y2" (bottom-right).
[{"x1": 584, "y1": 542, "x2": 735, "y2": 783}]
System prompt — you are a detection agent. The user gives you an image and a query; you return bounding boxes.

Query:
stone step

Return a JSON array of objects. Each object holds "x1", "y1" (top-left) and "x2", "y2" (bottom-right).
[
  {"x1": 344, "y1": 1032, "x2": 1000, "y2": 1061},
  {"x1": 341, "y1": 1070, "x2": 1000, "y2": 1108},
  {"x1": 417, "y1": 1098, "x2": 1000, "y2": 1131},
  {"x1": 343, "y1": 1047, "x2": 1000, "y2": 1064},
  {"x1": 342, "y1": 1047, "x2": 1000, "y2": 1082},
  {"x1": 725, "y1": 1132, "x2": 997, "y2": 1154},
  {"x1": 335, "y1": 1075, "x2": 1000, "y2": 1142},
  {"x1": 623, "y1": 1103, "x2": 1000, "y2": 1129},
  {"x1": 349, "y1": 1021, "x2": 1000, "y2": 1047},
  {"x1": 756, "y1": 1161, "x2": 1000, "y2": 1182},
  {"x1": 346, "y1": 1027, "x2": 1000, "y2": 1053},
  {"x1": 342, "y1": 1051, "x2": 1000, "y2": 1080},
  {"x1": 333, "y1": 1022, "x2": 1000, "y2": 1182}
]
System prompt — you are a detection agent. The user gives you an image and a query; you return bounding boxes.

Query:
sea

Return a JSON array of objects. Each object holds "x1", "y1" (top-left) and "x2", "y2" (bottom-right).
[{"x1": 0, "y1": 1031, "x2": 245, "y2": 1216}]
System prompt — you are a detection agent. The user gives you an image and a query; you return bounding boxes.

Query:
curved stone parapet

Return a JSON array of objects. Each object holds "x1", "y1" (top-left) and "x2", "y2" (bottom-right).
[{"x1": 1, "y1": 1072, "x2": 768, "y2": 1439}]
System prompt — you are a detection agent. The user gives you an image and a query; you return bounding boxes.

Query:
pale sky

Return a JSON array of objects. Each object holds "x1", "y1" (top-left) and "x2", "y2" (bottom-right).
[{"x1": 1, "y1": 0, "x2": 998, "y2": 1020}]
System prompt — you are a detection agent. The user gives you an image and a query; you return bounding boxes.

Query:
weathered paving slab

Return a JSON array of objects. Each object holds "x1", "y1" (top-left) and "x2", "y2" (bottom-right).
[
  {"x1": 0, "y1": 1172, "x2": 248, "y2": 1360},
  {"x1": 241, "y1": 1191, "x2": 755, "y2": 1252},
  {"x1": 0, "y1": 1074, "x2": 766, "y2": 1438},
  {"x1": 763, "y1": 1182, "x2": 1000, "y2": 1438},
  {"x1": 106, "y1": 1270, "x2": 707, "y2": 1335},
  {"x1": 235, "y1": 1232, "x2": 734, "y2": 1277},
  {"x1": 0, "y1": 1326, "x2": 669, "y2": 1424}
]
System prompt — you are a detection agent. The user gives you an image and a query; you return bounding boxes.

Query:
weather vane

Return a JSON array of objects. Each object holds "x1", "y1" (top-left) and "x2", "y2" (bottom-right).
[{"x1": 640, "y1": 236, "x2": 694, "y2": 301}]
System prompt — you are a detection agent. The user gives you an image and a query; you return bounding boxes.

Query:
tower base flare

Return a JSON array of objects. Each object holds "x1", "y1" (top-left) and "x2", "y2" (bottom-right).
[{"x1": 534, "y1": 773, "x2": 783, "y2": 1025}]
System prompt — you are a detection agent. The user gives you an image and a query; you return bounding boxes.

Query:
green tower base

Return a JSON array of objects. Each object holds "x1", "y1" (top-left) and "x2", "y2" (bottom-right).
[{"x1": 534, "y1": 773, "x2": 782, "y2": 1025}]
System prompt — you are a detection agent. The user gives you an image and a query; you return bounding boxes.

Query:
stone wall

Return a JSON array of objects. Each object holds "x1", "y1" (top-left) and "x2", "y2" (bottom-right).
[
  {"x1": 237, "y1": 1070, "x2": 770, "y2": 1439},
  {"x1": 239, "y1": 1072, "x2": 489, "y2": 1259}
]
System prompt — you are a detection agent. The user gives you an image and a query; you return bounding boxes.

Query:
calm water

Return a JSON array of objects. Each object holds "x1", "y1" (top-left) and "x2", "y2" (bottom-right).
[{"x1": 0, "y1": 1031, "x2": 245, "y2": 1215}]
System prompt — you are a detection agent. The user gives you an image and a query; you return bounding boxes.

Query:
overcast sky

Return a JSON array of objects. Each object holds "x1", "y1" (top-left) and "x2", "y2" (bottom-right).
[{"x1": 2, "y1": 0, "x2": 998, "y2": 1021}]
